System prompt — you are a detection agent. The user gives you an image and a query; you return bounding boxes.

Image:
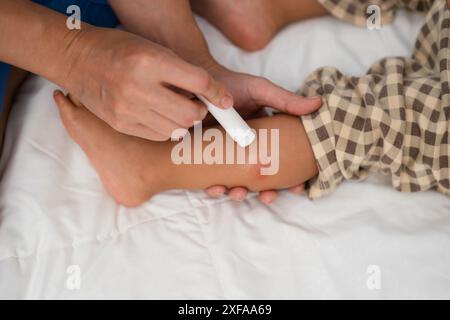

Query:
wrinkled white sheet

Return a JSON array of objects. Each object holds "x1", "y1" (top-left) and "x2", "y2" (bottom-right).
[{"x1": 1, "y1": 12, "x2": 450, "y2": 299}]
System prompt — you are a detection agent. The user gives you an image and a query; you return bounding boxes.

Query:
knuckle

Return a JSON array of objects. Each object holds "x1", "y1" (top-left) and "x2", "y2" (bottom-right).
[{"x1": 125, "y1": 48, "x2": 149, "y2": 67}]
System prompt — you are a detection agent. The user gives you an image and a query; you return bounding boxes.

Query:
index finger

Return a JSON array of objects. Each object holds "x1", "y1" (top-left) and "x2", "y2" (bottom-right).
[{"x1": 160, "y1": 56, "x2": 233, "y2": 109}]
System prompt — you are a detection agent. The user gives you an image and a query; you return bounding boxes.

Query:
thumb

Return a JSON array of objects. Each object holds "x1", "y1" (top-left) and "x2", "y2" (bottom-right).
[
  {"x1": 53, "y1": 90, "x2": 79, "y2": 123},
  {"x1": 168, "y1": 60, "x2": 234, "y2": 109},
  {"x1": 194, "y1": 70, "x2": 234, "y2": 109},
  {"x1": 251, "y1": 78, "x2": 322, "y2": 116}
]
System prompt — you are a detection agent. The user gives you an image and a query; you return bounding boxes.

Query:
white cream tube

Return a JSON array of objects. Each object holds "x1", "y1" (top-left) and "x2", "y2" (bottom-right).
[{"x1": 197, "y1": 95, "x2": 256, "y2": 148}]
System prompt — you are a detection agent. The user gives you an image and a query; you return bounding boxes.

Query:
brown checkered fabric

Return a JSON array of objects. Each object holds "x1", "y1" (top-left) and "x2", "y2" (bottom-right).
[
  {"x1": 300, "y1": 0, "x2": 450, "y2": 198},
  {"x1": 317, "y1": 0, "x2": 431, "y2": 27}
]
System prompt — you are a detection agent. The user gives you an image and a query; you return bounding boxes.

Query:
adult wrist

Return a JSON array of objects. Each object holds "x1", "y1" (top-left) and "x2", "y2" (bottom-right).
[{"x1": 50, "y1": 24, "x2": 97, "y2": 91}]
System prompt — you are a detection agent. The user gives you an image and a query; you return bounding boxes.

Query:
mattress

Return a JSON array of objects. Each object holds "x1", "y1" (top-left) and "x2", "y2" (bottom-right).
[{"x1": 1, "y1": 11, "x2": 450, "y2": 299}]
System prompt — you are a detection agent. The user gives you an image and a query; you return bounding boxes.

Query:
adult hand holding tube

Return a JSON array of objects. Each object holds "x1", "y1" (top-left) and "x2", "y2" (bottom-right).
[
  {"x1": 0, "y1": 0, "x2": 233, "y2": 141},
  {"x1": 59, "y1": 27, "x2": 234, "y2": 141}
]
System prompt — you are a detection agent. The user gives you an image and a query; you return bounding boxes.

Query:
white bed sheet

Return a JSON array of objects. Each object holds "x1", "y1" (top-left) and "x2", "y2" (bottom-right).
[{"x1": 1, "y1": 12, "x2": 450, "y2": 299}]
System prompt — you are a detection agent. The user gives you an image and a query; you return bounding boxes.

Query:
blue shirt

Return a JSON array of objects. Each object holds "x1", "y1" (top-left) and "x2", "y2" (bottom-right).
[{"x1": 0, "y1": 0, "x2": 119, "y2": 112}]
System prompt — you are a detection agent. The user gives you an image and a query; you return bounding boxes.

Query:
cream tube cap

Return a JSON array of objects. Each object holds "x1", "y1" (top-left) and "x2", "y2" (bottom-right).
[{"x1": 197, "y1": 95, "x2": 256, "y2": 148}]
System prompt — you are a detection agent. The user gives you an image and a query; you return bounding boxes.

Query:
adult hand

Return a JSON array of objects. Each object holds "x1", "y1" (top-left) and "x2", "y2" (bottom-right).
[
  {"x1": 208, "y1": 64, "x2": 322, "y2": 118},
  {"x1": 203, "y1": 64, "x2": 322, "y2": 204},
  {"x1": 58, "y1": 27, "x2": 233, "y2": 141}
]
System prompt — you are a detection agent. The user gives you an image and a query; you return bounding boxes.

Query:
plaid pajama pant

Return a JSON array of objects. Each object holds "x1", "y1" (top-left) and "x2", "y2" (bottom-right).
[{"x1": 300, "y1": 0, "x2": 450, "y2": 198}]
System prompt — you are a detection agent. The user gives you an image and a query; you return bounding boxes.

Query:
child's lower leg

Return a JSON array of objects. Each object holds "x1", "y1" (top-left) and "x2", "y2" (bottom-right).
[
  {"x1": 55, "y1": 92, "x2": 318, "y2": 207},
  {"x1": 165, "y1": 114, "x2": 318, "y2": 193}
]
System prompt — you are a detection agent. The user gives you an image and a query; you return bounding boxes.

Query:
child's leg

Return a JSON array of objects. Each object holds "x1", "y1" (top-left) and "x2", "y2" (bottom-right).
[
  {"x1": 190, "y1": 0, "x2": 328, "y2": 51},
  {"x1": 297, "y1": 0, "x2": 450, "y2": 199},
  {"x1": 54, "y1": 92, "x2": 318, "y2": 207}
]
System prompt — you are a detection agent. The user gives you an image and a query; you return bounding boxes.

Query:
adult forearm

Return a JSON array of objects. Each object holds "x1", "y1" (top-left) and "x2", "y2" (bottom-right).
[
  {"x1": 0, "y1": 0, "x2": 92, "y2": 85},
  {"x1": 108, "y1": 0, "x2": 216, "y2": 68}
]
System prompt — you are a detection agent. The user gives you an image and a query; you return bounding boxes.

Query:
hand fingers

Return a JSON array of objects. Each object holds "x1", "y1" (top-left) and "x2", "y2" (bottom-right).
[
  {"x1": 206, "y1": 184, "x2": 304, "y2": 204},
  {"x1": 142, "y1": 108, "x2": 190, "y2": 140},
  {"x1": 158, "y1": 87, "x2": 209, "y2": 128},
  {"x1": 289, "y1": 184, "x2": 305, "y2": 195},
  {"x1": 116, "y1": 123, "x2": 170, "y2": 142},
  {"x1": 205, "y1": 186, "x2": 249, "y2": 201},
  {"x1": 161, "y1": 56, "x2": 234, "y2": 109},
  {"x1": 228, "y1": 187, "x2": 248, "y2": 201},
  {"x1": 54, "y1": 90, "x2": 170, "y2": 142},
  {"x1": 249, "y1": 78, "x2": 323, "y2": 115},
  {"x1": 101, "y1": 85, "x2": 206, "y2": 140},
  {"x1": 258, "y1": 190, "x2": 278, "y2": 205},
  {"x1": 205, "y1": 185, "x2": 227, "y2": 198},
  {"x1": 259, "y1": 185, "x2": 304, "y2": 205}
]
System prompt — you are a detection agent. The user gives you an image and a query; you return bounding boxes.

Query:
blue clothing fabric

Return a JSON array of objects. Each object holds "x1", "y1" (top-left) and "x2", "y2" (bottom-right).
[
  {"x1": 32, "y1": 0, "x2": 119, "y2": 28},
  {"x1": 0, "y1": 63, "x2": 12, "y2": 111},
  {"x1": 0, "y1": 0, "x2": 119, "y2": 112}
]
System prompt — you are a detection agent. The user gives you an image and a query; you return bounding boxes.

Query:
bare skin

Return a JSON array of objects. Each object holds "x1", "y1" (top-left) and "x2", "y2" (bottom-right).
[
  {"x1": 108, "y1": 0, "x2": 322, "y2": 126},
  {"x1": 54, "y1": 91, "x2": 318, "y2": 208},
  {"x1": 0, "y1": 0, "x2": 234, "y2": 141},
  {"x1": 105, "y1": 0, "x2": 326, "y2": 203},
  {"x1": 191, "y1": 0, "x2": 329, "y2": 51}
]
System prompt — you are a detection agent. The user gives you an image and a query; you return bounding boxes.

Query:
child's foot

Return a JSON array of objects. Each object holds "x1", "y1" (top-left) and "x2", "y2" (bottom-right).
[
  {"x1": 191, "y1": 0, "x2": 284, "y2": 51},
  {"x1": 191, "y1": 0, "x2": 328, "y2": 52},
  {"x1": 54, "y1": 92, "x2": 162, "y2": 207}
]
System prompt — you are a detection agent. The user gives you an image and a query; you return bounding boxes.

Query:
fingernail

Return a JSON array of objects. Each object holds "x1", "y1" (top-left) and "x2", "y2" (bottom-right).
[
  {"x1": 307, "y1": 95, "x2": 321, "y2": 100},
  {"x1": 262, "y1": 197, "x2": 275, "y2": 205},
  {"x1": 231, "y1": 194, "x2": 245, "y2": 202},
  {"x1": 291, "y1": 185, "x2": 305, "y2": 195},
  {"x1": 220, "y1": 94, "x2": 234, "y2": 109},
  {"x1": 212, "y1": 189, "x2": 225, "y2": 197}
]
